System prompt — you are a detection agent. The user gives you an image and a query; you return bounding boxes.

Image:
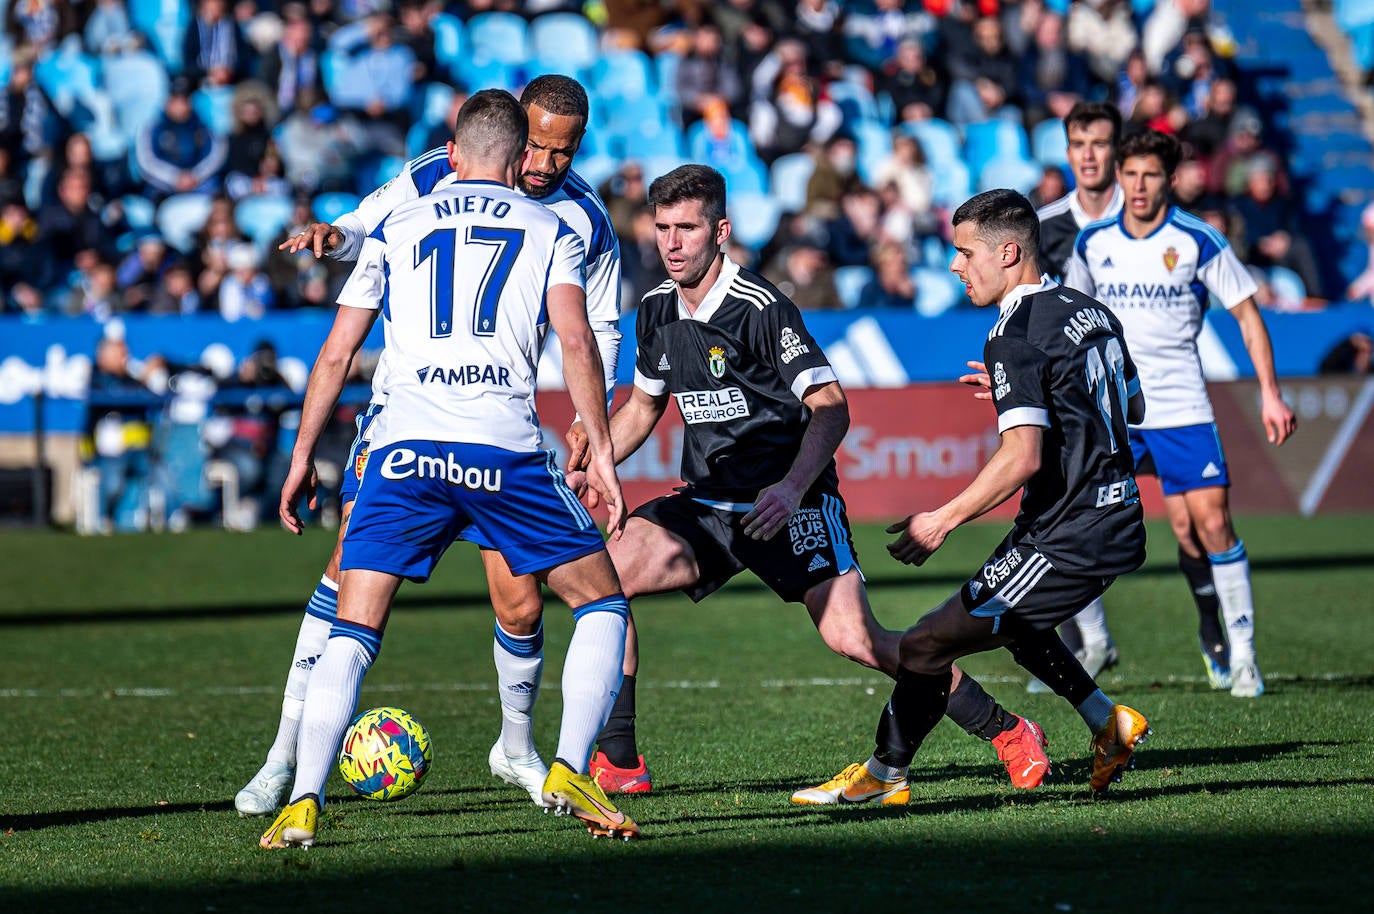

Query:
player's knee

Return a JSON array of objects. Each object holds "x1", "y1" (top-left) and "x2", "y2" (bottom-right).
[
  {"x1": 1194, "y1": 512, "x2": 1235, "y2": 554},
  {"x1": 897, "y1": 626, "x2": 945, "y2": 674}
]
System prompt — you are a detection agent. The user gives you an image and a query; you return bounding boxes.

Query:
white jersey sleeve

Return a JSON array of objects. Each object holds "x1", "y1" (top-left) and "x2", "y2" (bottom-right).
[
  {"x1": 551, "y1": 229, "x2": 586, "y2": 291},
  {"x1": 1063, "y1": 247, "x2": 1096, "y2": 297},
  {"x1": 330, "y1": 147, "x2": 454, "y2": 262},
  {"x1": 1198, "y1": 241, "x2": 1260, "y2": 310},
  {"x1": 335, "y1": 236, "x2": 388, "y2": 310}
]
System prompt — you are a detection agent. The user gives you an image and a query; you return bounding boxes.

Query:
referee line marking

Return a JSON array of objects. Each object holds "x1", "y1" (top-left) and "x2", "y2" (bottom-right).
[{"x1": 0, "y1": 672, "x2": 1365, "y2": 700}]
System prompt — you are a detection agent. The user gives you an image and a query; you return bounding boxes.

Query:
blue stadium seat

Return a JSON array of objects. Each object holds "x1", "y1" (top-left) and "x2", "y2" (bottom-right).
[
  {"x1": 313, "y1": 192, "x2": 361, "y2": 225},
  {"x1": 192, "y1": 85, "x2": 234, "y2": 135},
  {"x1": 721, "y1": 158, "x2": 768, "y2": 195},
  {"x1": 457, "y1": 58, "x2": 523, "y2": 94},
  {"x1": 529, "y1": 12, "x2": 600, "y2": 75},
  {"x1": 235, "y1": 194, "x2": 295, "y2": 250},
  {"x1": 827, "y1": 79, "x2": 882, "y2": 126},
  {"x1": 928, "y1": 159, "x2": 972, "y2": 208},
  {"x1": 466, "y1": 12, "x2": 530, "y2": 67},
  {"x1": 912, "y1": 267, "x2": 965, "y2": 317},
  {"x1": 851, "y1": 121, "x2": 894, "y2": 185},
  {"x1": 770, "y1": 153, "x2": 815, "y2": 213},
  {"x1": 34, "y1": 38, "x2": 101, "y2": 117},
  {"x1": 422, "y1": 81, "x2": 455, "y2": 126},
  {"x1": 319, "y1": 48, "x2": 347, "y2": 100},
  {"x1": 102, "y1": 50, "x2": 169, "y2": 143},
  {"x1": 572, "y1": 154, "x2": 618, "y2": 191},
  {"x1": 432, "y1": 12, "x2": 464, "y2": 73},
  {"x1": 1031, "y1": 117, "x2": 1068, "y2": 167},
  {"x1": 727, "y1": 192, "x2": 781, "y2": 250},
  {"x1": 834, "y1": 265, "x2": 874, "y2": 309},
  {"x1": 121, "y1": 195, "x2": 157, "y2": 232},
  {"x1": 591, "y1": 49, "x2": 655, "y2": 101},
  {"x1": 0, "y1": 38, "x2": 11, "y2": 87},
  {"x1": 643, "y1": 154, "x2": 690, "y2": 185},
  {"x1": 902, "y1": 118, "x2": 961, "y2": 168},
  {"x1": 156, "y1": 193, "x2": 215, "y2": 252},
  {"x1": 964, "y1": 119, "x2": 1030, "y2": 179},
  {"x1": 978, "y1": 156, "x2": 1042, "y2": 195},
  {"x1": 129, "y1": 0, "x2": 188, "y2": 73},
  {"x1": 618, "y1": 118, "x2": 684, "y2": 159}
]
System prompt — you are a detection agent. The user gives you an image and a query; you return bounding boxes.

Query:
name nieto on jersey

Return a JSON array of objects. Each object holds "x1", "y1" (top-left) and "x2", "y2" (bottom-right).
[
  {"x1": 675, "y1": 387, "x2": 751, "y2": 424},
  {"x1": 431, "y1": 195, "x2": 512, "y2": 220},
  {"x1": 416, "y1": 364, "x2": 512, "y2": 386},
  {"x1": 1062, "y1": 307, "x2": 1114, "y2": 346},
  {"x1": 379, "y1": 447, "x2": 504, "y2": 491}
]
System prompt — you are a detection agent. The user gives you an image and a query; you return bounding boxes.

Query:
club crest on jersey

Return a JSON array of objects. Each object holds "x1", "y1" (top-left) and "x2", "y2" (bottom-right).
[
  {"x1": 708, "y1": 346, "x2": 727, "y2": 378},
  {"x1": 355, "y1": 447, "x2": 369, "y2": 480},
  {"x1": 1163, "y1": 246, "x2": 1179, "y2": 272}
]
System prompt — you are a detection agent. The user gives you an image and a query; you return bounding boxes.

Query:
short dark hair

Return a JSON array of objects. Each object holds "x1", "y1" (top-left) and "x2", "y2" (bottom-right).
[
  {"x1": 521, "y1": 74, "x2": 590, "y2": 122},
  {"x1": 1117, "y1": 128, "x2": 1182, "y2": 175},
  {"x1": 452, "y1": 88, "x2": 528, "y2": 166},
  {"x1": 648, "y1": 165, "x2": 727, "y2": 225},
  {"x1": 952, "y1": 189, "x2": 1040, "y2": 261},
  {"x1": 1063, "y1": 101, "x2": 1123, "y2": 147}
]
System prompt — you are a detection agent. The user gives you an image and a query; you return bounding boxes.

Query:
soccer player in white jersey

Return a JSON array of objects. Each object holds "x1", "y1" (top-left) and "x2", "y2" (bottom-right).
[
  {"x1": 235, "y1": 76, "x2": 625, "y2": 817},
  {"x1": 1027, "y1": 101, "x2": 1128, "y2": 685},
  {"x1": 260, "y1": 90, "x2": 638, "y2": 847},
  {"x1": 1064, "y1": 129, "x2": 1297, "y2": 698}
]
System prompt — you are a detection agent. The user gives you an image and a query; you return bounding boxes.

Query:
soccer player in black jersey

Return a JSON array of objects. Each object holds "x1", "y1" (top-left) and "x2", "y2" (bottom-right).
[
  {"x1": 567, "y1": 166, "x2": 1054, "y2": 799},
  {"x1": 800, "y1": 189, "x2": 1152, "y2": 802}
]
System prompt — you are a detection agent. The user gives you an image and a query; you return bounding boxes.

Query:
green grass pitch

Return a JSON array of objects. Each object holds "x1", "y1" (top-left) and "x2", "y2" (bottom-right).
[{"x1": 2, "y1": 514, "x2": 1372, "y2": 913}]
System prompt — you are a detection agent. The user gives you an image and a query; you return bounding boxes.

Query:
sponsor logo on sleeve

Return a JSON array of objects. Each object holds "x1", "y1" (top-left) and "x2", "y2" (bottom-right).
[
  {"x1": 993, "y1": 362, "x2": 1011, "y2": 400},
  {"x1": 779, "y1": 327, "x2": 811, "y2": 364}
]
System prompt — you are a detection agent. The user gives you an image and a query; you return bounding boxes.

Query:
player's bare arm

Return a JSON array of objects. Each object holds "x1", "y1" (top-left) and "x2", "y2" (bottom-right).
[
  {"x1": 743, "y1": 381, "x2": 849, "y2": 541},
  {"x1": 547, "y1": 282, "x2": 626, "y2": 534},
  {"x1": 1229, "y1": 297, "x2": 1297, "y2": 445},
  {"x1": 279, "y1": 222, "x2": 345, "y2": 258},
  {"x1": 887, "y1": 424, "x2": 1043, "y2": 566},
  {"x1": 280, "y1": 305, "x2": 378, "y2": 534}
]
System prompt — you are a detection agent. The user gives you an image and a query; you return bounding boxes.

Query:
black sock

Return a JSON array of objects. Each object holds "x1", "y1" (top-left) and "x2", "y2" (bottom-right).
[
  {"x1": 1059, "y1": 617, "x2": 1084, "y2": 655},
  {"x1": 594, "y1": 674, "x2": 639, "y2": 768},
  {"x1": 874, "y1": 667, "x2": 953, "y2": 769},
  {"x1": 1180, "y1": 548, "x2": 1226, "y2": 659},
  {"x1": 944, "y1": 673, "x2": 1017, "y2": 741},
  {"x1": 1007, "y1": 629, "x2": 1098, "y2": 707}
]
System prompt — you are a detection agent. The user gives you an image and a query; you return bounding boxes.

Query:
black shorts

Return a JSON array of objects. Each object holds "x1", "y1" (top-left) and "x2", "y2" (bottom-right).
[
  {"x1": 631, "y1": 487, "x2": 861, "y2": 604},
  {"x1": 958, "y1": 533, "x2": 1114, "y2": 633}
]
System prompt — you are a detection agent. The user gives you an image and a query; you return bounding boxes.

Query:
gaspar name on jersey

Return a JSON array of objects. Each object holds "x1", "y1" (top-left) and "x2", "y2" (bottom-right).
[
  {"x1": 1061, "y1": 307, "x2": 1115, "y2": 346},
  {"x1": 379, "y1": 447, "x2": 504, "y2": 491},
  {"x1": 675, "y1": 388, "x2": 751, "y2": 424}
]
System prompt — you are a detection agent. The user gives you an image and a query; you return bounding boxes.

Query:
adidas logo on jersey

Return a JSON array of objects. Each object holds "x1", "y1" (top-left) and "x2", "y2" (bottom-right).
[
  {"x1": 658, "y1": 353, "x2": 671, "y2": 371},
  {"x1": 807, "y1": 554, "x2": 830, "y2": 572},
  {"x1": 1101, "y1": 257, "x2": 1114, "y2": 268},
  {"x1": 1202, "y1": 462, "x2": 1221, "y2": 479}
]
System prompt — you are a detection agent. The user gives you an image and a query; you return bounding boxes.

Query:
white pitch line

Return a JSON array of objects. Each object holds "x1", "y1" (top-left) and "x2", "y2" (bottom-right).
[{"x1": 0, "y1": 672, "x2": 1361, "y2": 701}]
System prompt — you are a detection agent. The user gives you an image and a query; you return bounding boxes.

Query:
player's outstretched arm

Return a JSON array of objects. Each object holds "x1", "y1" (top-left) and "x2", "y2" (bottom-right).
[
  {"x1": 743, "y1": 381, "x2": 849, "y2": 541},
  {"x1": 1229, "y1": 297, "x2": 1297, "y2": 445},
  {"x1": 278, "y1": 222, "x2": 345, "y2": 257},
  {"x1": 887, "y1": 424, "x2": 1042, "y2": 565},
  {"x1": 280, "y1": 304, "x2": 378, "y2": 534}
]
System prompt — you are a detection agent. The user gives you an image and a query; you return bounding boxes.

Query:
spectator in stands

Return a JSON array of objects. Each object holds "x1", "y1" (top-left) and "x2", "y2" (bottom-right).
[
  {"x1": 84, "y1": 0, "x2": 142, "y2": 56},
  {"x1": 1319, "y1": 332, "x2": 1373, "y2": 375},
  {"x1": 1345, "y1": 203, "x2": 1374, "y2": 304},
  {"x1": 804, "y1": 134, "x2": 864, "y2": 220},
  {"x1": 1021, "y1": 9, "x2": 1097, "y2": 125},
  {"x1": 0, "y1": 199, "x2": 55, "y2": 315},
  {"x1": 62, "y1": 258, "x2": 121, "y2": 319},
  {"x1": 418, "y1": 88, "x2": 467, "y2": 152},
  {"x1": 183, "y1": 0, "x2": 252, "y2": 87},
  {"x1": 598, "y1": 160, "x2": 649, "y2": 247},
  {"x1": 1230, "y1": 159, "x2": 1325, "y2": 301},
  {"x1": 1163, "y1": 28, "x2": 1229, "y2": 120},
  {"x1": 676, "y1": 24, "x2": 744, "y2": 125},
  {"x1": 1114, "y1": 49, "x2": 1148, "y2": 118},
  {"x1": 0, "y1": 46, "x2": 61, "y2": 170},
  {"x1": 116, "y1": 233, "x2": 175, "y2": 311},
  {"x1": 1142, "y1": 0, "x2": 1210, "y2": 75},
  {"x1": 750, "y1": 39, "x2": 840, "y2": 163},
  {"x1": 135, "y1": 77, "x2": 228, "y2": 199},
  {"x1": 42, "y1": 132, "x2": 126, "y2": 207},
  {"x1": 872, "y1": 133, "x2": 934, "y2": 229},
  {"x1": 224, "y1": 84, "x2": 277, "y2": 187},
  {"x1": 397, "y1": 0, "x2": 439, "y2": 87},
  {"x1": 330, "y1": 12, "x2": 416, "y2": 156},
  {"x1": 1029, "y1": 164, "x2": 1068, "y2": 209},
  {"x1": 4, "y1": 0, "x2": 78, "y2": 51},
  {"x1": 946, "y1": 15, "x2": 1023, "y2": 126},
  {"x1": 149, "y1": 262, "x2": 203, "y2": 315},
  {"x1": 1181, "y1": 76, "x2": 1236, "y2": 160},
  {"x1": 843, "y1": 0, "x2": 936, "y2": 73},
  {"x1": 880, "y1": 39, "x2": 948, "y2": 125},
  {"x1": 218, "y1": 242, "x2": 274, "y2": 321},
  {"x1": 0, "y1": 149, "x2": 22, "y2": 204},
  {"x1": 1068, "y1": 0, "x2": 1139, "y2": 86},
  {"x1": 689, "y1": 96, "x2": 756, "y2": 176},
  {"x1": 38, "y1": 168, "x2": 113, "y2": 280},
  {"x1": 860, "y1": 240, "x2": 916, "y2": 309},
  {"x1": 260, "y1": 4, "x2": 320, "y2": 117},
  {"x1": 276, "y1": 89, "x2": 367, "y2": 192},
  {"x1": 1209, "y1": 106, "x2": 1286, "y2": 198},
  {"x1": 1170, "y1": 157, "x2": 1212, "y2": 214},
  {"x1": 765, "y1": 240, "x2": 841, "y2": 310},
  {"x1": 791, "y1": 0, "x2": 845, "y2": 81},
  {"x1": 209, "y1": 340, "x2": 290, "y2": 529},
  {"x1": 86, "y1": 332, "x2": 166, "y2": 531},
  {"x1": 825, "y1": 186, "x2": 882, "y2": 268}
]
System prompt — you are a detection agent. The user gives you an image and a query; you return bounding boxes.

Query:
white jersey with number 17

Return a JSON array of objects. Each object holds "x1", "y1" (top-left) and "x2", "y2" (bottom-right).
[
  {"x1": 1063, "y1": 207, "x2": 1258, "y2": 430},
  {"x1": 336, "y1": 179, "x2": 587, "y2": 453}
]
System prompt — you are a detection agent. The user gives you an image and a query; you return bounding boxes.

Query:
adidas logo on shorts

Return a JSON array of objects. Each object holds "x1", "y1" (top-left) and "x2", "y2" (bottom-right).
[
  {"x1": 807, "y1": 554, "x2": 830, "y2": 572},
  {"x1": 1202, "y1": 462, "x2": 1221, "y2": 479}
]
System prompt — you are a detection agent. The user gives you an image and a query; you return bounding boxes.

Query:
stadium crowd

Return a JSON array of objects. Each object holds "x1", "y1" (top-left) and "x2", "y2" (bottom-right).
[{"x1": 0, "y1": 0, "x2": 1360, "y2": 324}]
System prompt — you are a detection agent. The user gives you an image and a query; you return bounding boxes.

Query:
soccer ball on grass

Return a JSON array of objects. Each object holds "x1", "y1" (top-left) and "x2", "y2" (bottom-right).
[{"x1": 337, "y1": 706, "x2": 432, "y2": 801}]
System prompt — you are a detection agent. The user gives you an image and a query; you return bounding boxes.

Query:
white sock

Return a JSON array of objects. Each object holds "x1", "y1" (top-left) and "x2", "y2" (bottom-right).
[
  {"x1": 290, "y1": 623, "x2": 379, "y2": 805},
  {"x1": 1076, "y1": 689, "x2": 1114, "y2": 734},
  {"x1": 1074, "y1": 596, "x2": 1110, "y2": 648},
  {"x1": 493, "y1": 622, "x2": 543, "y2": 759},
  {"x1": 1209, "y1": 542, "x2": 1256, "y2": 665},
  {"x1": 266, "y1": 579, "x2": 337, "y2": 768},
  {"x1": 865, "y1": 756, "x2": 908, "y2": 782},
  {"x1": 555, "y1": 598, "x2": 628, "y2": 773}
]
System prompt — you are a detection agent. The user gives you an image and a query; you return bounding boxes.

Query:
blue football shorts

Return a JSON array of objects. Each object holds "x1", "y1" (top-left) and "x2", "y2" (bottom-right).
[
  {"x1": 341, "y1": 441, "x2": 606, "y2": 582},
  {"x1": 1129, "y1": 422, "x2": 1230, "y2": 496},
  {"x1": 340, "y1": 403, "x2": 385, "y2": 506}
]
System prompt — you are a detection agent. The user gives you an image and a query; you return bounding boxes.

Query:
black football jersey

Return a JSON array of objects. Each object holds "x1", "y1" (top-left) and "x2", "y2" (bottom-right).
[
  {"x1": 984, "y1": 277, "x2": 1146, "y2": 576},
  {"x1": 634, "y1": 258, "x2": 840, "y2": 502}
]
